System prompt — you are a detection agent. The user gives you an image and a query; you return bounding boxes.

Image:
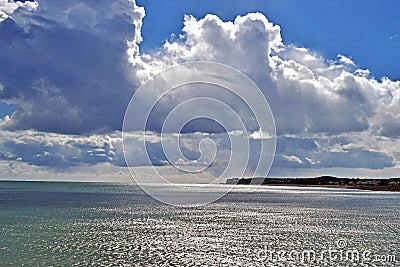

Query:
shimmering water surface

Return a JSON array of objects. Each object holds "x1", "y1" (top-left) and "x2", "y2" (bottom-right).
[{"x1": 0, "y1": 181, "x2": 399, "y2": 266}]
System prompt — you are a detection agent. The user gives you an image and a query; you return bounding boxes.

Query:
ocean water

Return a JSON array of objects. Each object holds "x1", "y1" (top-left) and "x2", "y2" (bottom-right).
[{"x1": 0, "y1": 181, "x2": 399, "y2": 266}]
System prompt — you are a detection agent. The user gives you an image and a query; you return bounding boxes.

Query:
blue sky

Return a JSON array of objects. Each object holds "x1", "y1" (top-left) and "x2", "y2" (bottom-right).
[{"x1": 0, "y1": 0, "x2": 399, "y2": 181}]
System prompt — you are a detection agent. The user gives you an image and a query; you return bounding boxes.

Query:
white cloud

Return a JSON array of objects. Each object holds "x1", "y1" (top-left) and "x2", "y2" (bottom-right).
[
  {"x1": 249, "y1": 128, "x2": 273, "y2": 140},
  {"x1": 283, "y1": 155, "x2": 303, "y2": 164},
  {"x1": 305, "y1": 157, "x2": 318, "y2": 165},
  {"x1": 337, "y1": 54, "x2": 356, "y2": 66},
  {"x1": 0, "y1": 0, "x2": 38, "y2": 22},
  {"x1": 140, "y1": 13, "x2": 399, "y2": 140}
]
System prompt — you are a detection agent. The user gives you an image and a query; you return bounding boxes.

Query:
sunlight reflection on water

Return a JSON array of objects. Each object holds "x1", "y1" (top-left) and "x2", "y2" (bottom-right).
[{"x1": 0, "y1": 182, "x2": 399, "y2": 266}]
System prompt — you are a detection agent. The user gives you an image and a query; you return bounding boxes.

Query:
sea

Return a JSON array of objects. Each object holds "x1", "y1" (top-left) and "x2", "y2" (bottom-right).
[{"x1": 0, "y1": 181, "x2": 399, "y2": 266}]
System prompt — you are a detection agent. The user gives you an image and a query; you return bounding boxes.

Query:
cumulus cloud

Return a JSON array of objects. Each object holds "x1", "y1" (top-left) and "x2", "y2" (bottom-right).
[
  {"x1": 0, "y1": 2, "x2": 399, "y2": 178},
  {"x1": 2, "y1": 3, "x2": 398, "y2": 138},
  {"x1": 132, "y1": 10, "x2": 399, "y2": 173},
  {"x1": 144, "y1": 13, "x2": 399, "y2": 138}
]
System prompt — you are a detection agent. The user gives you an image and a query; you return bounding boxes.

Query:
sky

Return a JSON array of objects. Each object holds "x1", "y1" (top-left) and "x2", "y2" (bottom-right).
[{"x1": 0, "y1": 0, "x2": 399, "y2": 182}]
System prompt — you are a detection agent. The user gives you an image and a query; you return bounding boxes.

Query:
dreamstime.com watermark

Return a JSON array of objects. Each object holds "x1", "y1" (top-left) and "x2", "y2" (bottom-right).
[{"x1": 256, "y1": 239, "x2": 397, "y2": 265}]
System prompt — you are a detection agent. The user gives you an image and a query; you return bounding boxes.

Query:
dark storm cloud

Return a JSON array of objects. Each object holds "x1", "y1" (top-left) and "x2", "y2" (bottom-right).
[{"x1": 0, "y1": 0, "x2": 144, "y2": 134}]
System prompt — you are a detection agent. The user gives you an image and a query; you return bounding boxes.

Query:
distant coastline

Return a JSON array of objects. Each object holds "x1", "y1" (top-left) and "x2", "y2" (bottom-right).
[{"x1": 226, "y1": 176, "x2": 400, "y2": 192}]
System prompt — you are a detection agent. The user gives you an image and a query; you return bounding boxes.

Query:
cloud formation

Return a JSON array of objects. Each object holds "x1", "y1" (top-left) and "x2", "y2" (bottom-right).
[
  {"x1": 0, "y1": 1, "x2": 399, "y2": 178},
  {"x1": 0, "y1": 129, "x2": 125, "y2": 168},
  {"x1": 149, "y1": 13, "x2": 399, "y2": 138},
  {"x1": 0, "y1": 0, "x2": 144, "y2": 134},
  {"x1": 0, "y1": 0, "x2": 37, "y2": 22}
]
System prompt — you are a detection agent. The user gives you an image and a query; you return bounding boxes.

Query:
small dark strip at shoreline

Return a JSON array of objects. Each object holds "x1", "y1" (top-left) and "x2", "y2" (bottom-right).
[{"x1": 226, "y1": 176, "x2": 400, "y2": 192}]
